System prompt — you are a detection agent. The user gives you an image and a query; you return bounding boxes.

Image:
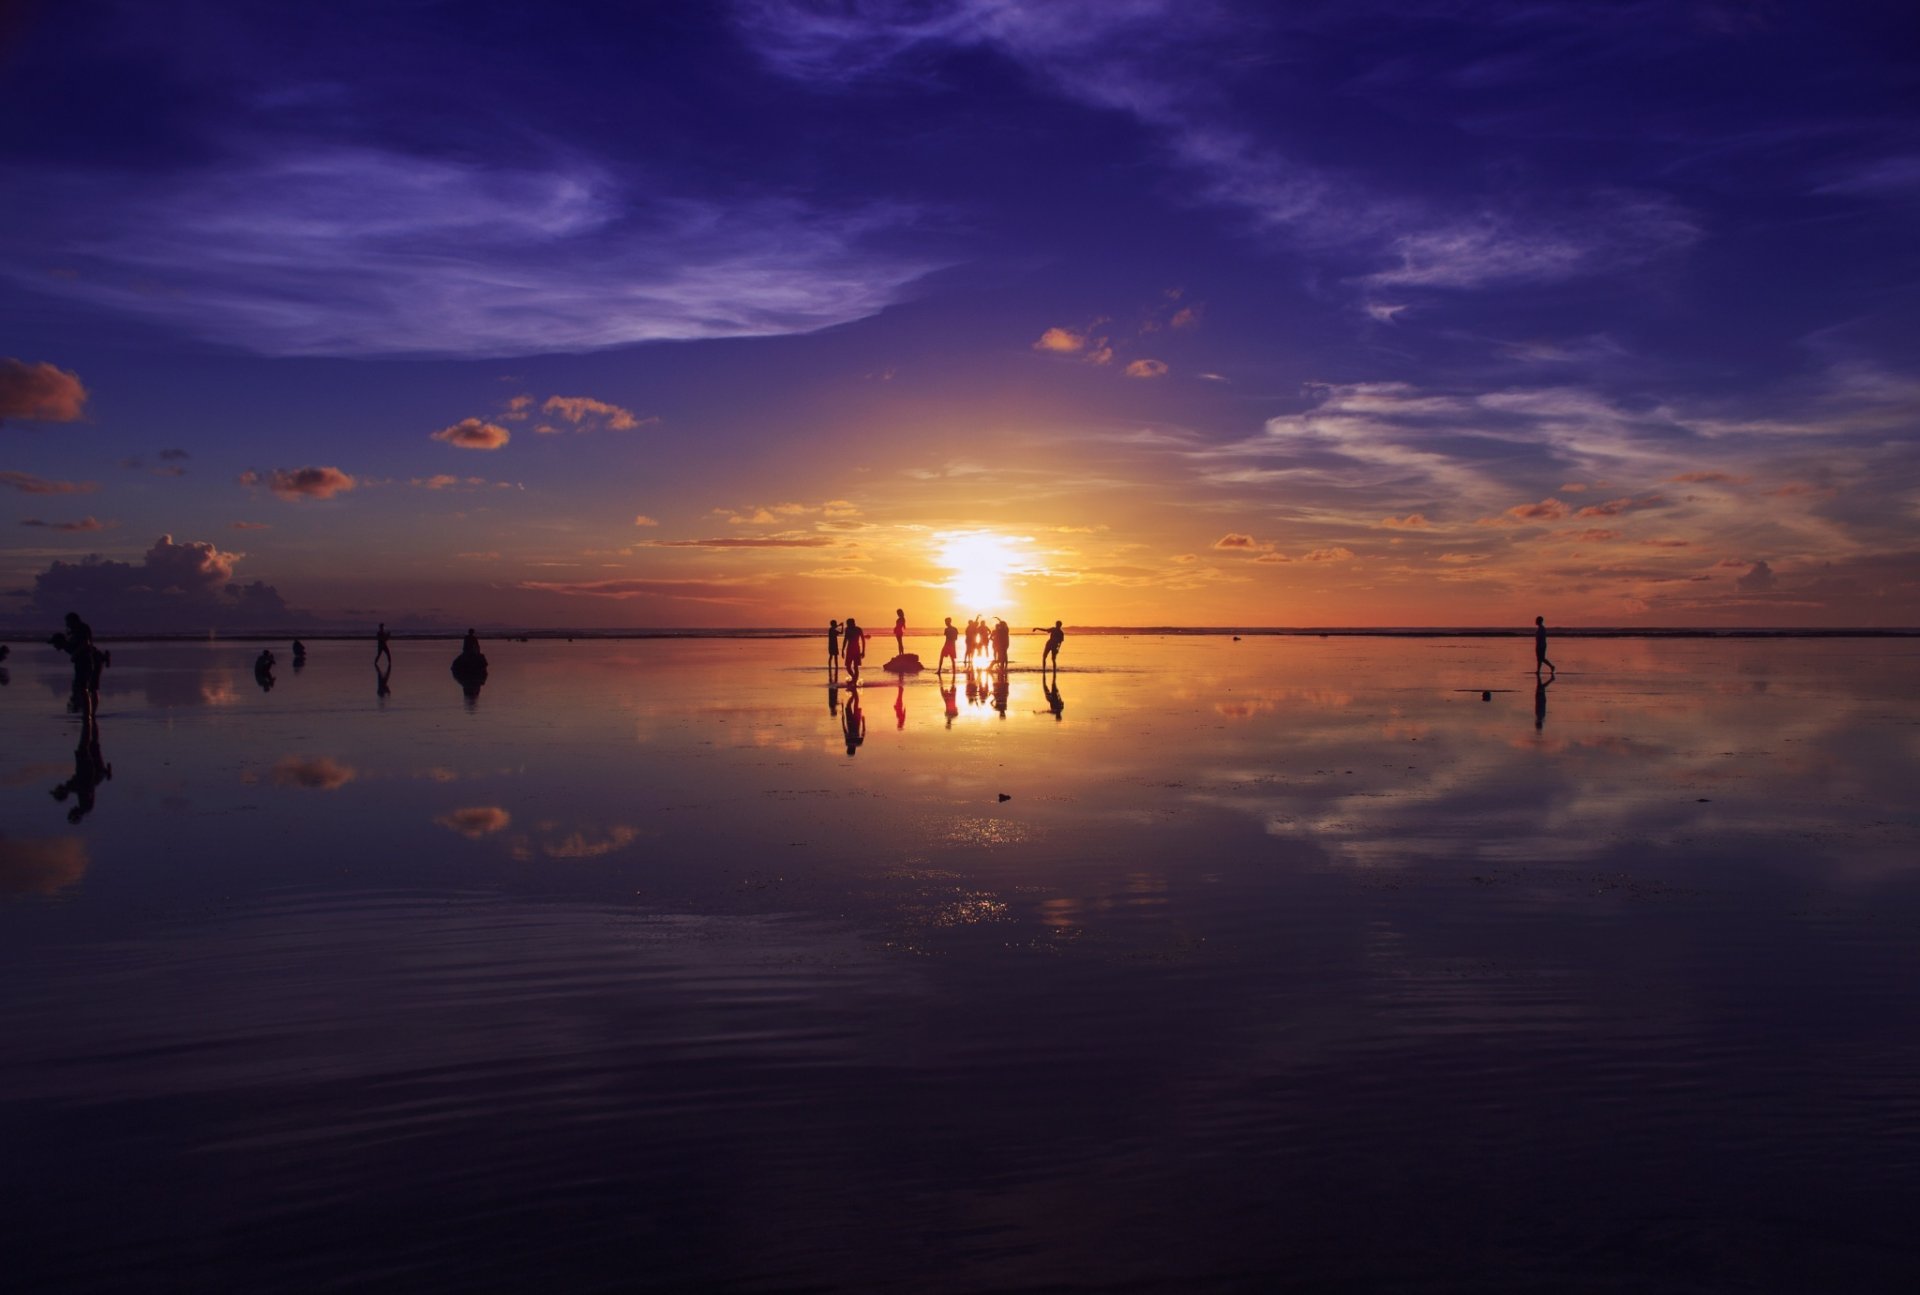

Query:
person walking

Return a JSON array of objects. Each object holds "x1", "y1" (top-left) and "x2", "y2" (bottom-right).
[
  {"x1": 1034, "y1": 619, "x2": 1064, "y2": 672},
  {"x1": 843, "y1": 616, "x2": 868, "y2": 685},
  {"x1": 938, "y1": 617, "x2": 959, "y2": 676},
  {"x1": 375, "y1": 622, "x2": 393, "y2": 669},
  {"x1": 1533, "y1": 615, "x2": 1555, "y2": 676}
]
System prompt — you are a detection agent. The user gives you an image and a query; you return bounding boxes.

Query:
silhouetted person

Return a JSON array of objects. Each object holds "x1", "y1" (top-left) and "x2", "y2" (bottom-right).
[
  {"x1": 827, "y1": 620, "x2": 841, "y2": 670},
  {"x1": 52, "y1": 714, "x2": 110, "y2": 824},
  {"x1": 462, "y1": 627, "x2": 481, "y2": 657},
  {"x1": 52, "y1": 612, "x2": 105, "y2": 718},
  {"x1": 1533, "y1": 615, "x2": 1554, "y2": 676},
  {"x1": 938, "y1": 616, "x2": 958, "y2": 676},
  {"x1": 376, "y1": 662, "x2": 392, "y2": 702},
  {"x1": 291, "y1": 639, "x2": 307, "y2": 671},
  {"x1": 842, "y1": 686, "x2": 866, "y2": 755},
  {"x1": 375, "y1": 621, "x2": 392, "y2": 668},
  {"x1": 893, "y1": 608, "x2": 906, "y2": 657},
  {"x1": 254, "y1": 649, "x2": 276, "y2": 692},
  {"x1": 1035, "y1": 619, "x2": 1064, "y2": 672},
  {"x1": 840, "y1": 614, "x2": 871, "y2": 684},
  {"x1": 992, "y1": 663, "x2": 1009, "y2": 716},
  {"x1": 1534, "y1": 674, "x2": 1551, "y2": 730},
  {"x1": 991, "y1": 617, "x2": 1010, "y2": 667}
]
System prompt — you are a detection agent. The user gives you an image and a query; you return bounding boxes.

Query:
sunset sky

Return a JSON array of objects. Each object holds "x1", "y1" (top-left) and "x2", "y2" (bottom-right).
[{"x1": 3, "y1": 0, "x2": 1917, "y2": 630}]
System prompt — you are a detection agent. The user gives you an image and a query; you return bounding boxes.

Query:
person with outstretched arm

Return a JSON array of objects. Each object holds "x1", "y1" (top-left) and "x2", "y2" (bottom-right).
[{"x1": 1034, "y1": 620, "x2": 1064, "y2": 671}]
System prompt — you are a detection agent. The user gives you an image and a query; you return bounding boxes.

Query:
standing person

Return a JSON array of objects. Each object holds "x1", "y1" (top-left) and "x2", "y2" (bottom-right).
[
  {"x1": 375, "y1": 622, "x2": 392, "y2": 669},
  {"x1": 1034, "y1": 619, "x2": 1064, "y2": 672},
  {"x1": 991, "y1": 617, "x2": 1010, "y2": 668},
  {"x1": 54, "y1": 612, "x2": 104, "y2": 718},
  {"x1": 1533, "y1": 615, "x2": 1555, "y2": 676},
  {"x1": 965, "y1": 616, "x2": 981, "y2": 659},
  {"x1": 843, "y1": 616, "x2": 868, "y2": 685},
  {"x1": 938, "y1": 616, "x2": 959, "y2": 676},
  {"x1": 893, "y1": 608, "x2": 907, "y2": 658},
  {"x1": 827, "y1": 620, "x2": 840, "y2": 670}
]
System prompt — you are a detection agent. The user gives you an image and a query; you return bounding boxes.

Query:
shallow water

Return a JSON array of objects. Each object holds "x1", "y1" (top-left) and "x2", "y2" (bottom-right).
[{"x1": 3, "y1": 635, "x2": 1919, "y2": 1292}]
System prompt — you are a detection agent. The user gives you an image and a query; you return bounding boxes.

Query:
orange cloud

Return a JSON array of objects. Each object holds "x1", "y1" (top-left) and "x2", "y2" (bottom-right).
[
  {"x1": 1301, "y1": 546, "x2": 1355, "y2": 562},
  {"x1": 0, "y1": 358, "x2": 87, "y2": 425},
  {"x1": 633, "y1": 514, "x2": 659, "y2": 527},
  {"x1": 1125, "y1": 358, "x2": 1168, "y2": 379},
  {"x1": 1668, "y1": 471, "x2": 1744, "y2": 484},
  {"x1": 1034, "y1": 327, "x2": 1086, "y2": 353},
  {"x1": 230, "y1": 521, "x2": 271, "y2": 530},
  {"x1": 1213, "y1": 532, "x2": 1261, "y2": 550},
  {"x1": 241, "y1": 466, "x2": 357, "y2": 500},
  {"x1": 20, "y1": 516, "x2": 109, "y2": 532},
  {"x1": 1480, "y1": 497, "x2": 1567, "y2": 525},
  {"x1": 500, "y1": 394, "x2": 534, "y2": 421},
  {"x1": 541, "y1": 395, "x2": 645, "y2": 432},
  {"x1": 648, "y1": 537, "x2": 835, "y2": 548},
  {"x1": 437, "y1": 806, "x2": 512, "y2": 838},
  {"x1": 1378, "y1": 513, "x2": 1429, "y2": 529},
  {"x1": 0, "y1": 835, "x2": 88, "y2": 896},
  {"x1": 272, "y1": 756, "x2": 357, "y2": 790},
  {"x1": 1170, "y1": 305, "x2": 1202, "y2": 330},
  {"x1": 1575, "y1": 497, "x2": 1635, "y2": 518},
  {"x1": 1765, "y1": 482, "x2": 1834, "y2": 498},
  {"x1": 432, "y1": 417, "x2": 511, "y2": 450},
  {"x1": 1, "y1": 469, "x2": 95, "y2": 495}
]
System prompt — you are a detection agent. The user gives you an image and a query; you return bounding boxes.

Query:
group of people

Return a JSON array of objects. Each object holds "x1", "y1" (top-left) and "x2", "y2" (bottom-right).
[{"x1": 827, "y1": 611, "x2": 1066, "y2": 685}]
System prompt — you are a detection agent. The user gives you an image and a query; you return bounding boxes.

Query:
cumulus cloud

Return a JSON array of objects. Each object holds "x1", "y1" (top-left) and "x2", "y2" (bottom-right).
[
  {"x1": 240, "y1": 466, "x2": 357, "y2": 500},
  {"x1": 1170, "y1": 305, "x2": 1201, "y2": 330},
  {"x1": 633, "y1": 514, "x2": 660, "y2": 527},
  {"x1": 1, "y1": 470, "x2": 95, "y2": 495},
  {"x1": 21, "y1": 516, "x2": 109, "y2": 532},
  {"x1": 1301, "y1": 546, "x2": 1355, "y2": 562},
  {"x1": 1213, "y1": 532, "x2": 1262, "y2": 550},
  {"x1": 541, "y1": 395, "x2": 647, "y2": 432},
  {"x1": 1034, "y1": 327, "x2": 1087, "y2": 353},
  {"x1": 1125, "y1": 358, "x2": 1169, "y2": 379},
  {"x1": 501, "y1": 395, "x2": 534, "y2": 421},
  {"x1": 1482, "y1": 498, "x2": 1568, "y2": 525},
  {"x1": 432, "y1": 417, "x2": 511, "y2": 450},
  {"x1": 0, "y1": 359, "x2": 88, "y2": 425},
  {"x1": 1736, "y1": 560, "x2": 1776, "y2": 593},
  {"x1": 28, "y1": 534, "x2": 292, "y2": 631}
]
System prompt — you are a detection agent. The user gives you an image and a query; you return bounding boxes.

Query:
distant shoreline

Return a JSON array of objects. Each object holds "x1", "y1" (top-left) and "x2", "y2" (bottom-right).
[{"x1": 5, "y1": 626, "x2": 1917, "y2": 644}]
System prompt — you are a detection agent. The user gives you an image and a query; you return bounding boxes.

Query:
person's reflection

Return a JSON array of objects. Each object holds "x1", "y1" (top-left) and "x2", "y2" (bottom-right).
[
  {"x1": 1042, "y1": 677, "x2": 1065, "y2": 722},
  {"x1": 376, "y1": 661, "x2": 392, "y2": 705},
  {"x1": 254, "y1": 648, "x2": 276, "y2": 692},
  {"x1": 965, "y1": 664, "x2": 981, "y2": 708},
  {"x1": 992, "y1": 664, "x2": 1009, "y2": 718},
  {"x1": 894, "y1": 679, "x2": 907, "y2": 730},
  {"x1": 827, "y1": 678, "x2": 840, "y2": 718},
  {"x1": 941, "y1": 680, "x2": 958, "y2": 729},
  {"x1": 1534, "y1": 674, "x2": 1552, "y2": 731},
  {"x1": 842, "y1": 686, "x2": 866, "y2": 756},
  {"x1": 460, "y1": 676, "x2": 484, "y2": 710},
  {"x1": 51, "y1": 714, "x2": 111, "y2": 824}
]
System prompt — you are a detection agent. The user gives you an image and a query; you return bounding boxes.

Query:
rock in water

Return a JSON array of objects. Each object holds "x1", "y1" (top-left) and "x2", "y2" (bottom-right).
[{"x1": 882, "y1": 653, "x2": 924, "y2": 674}]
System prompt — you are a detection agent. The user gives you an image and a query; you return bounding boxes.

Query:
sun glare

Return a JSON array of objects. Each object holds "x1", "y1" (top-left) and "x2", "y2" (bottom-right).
[{"x1": 938, "y1": 531, "x2": 1024, "y2": 614}]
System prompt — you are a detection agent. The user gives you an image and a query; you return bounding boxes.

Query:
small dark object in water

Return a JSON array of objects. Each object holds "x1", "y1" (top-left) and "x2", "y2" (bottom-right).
[
  {"x1": 1233, "y1": 635, "x2": 1241, "y2": 641},
  {"x1": 882, "y1": 653, "x2": 924, "y2": 674},
  {"x1": 998, "y1": 793, "x2": 1011, "y2": 802},
  {"x1": 1482, "y1": 690, "x2": 1492, "y2": 701}
]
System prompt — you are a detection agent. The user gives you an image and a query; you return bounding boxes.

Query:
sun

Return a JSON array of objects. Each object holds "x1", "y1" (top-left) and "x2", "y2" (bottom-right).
[{"x1": 937, "y1": 531, "x2": 1023, "y2": 613}]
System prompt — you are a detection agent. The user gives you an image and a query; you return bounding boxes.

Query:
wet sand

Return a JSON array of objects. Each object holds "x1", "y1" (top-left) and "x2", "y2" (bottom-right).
[{"x1": 3, "y1": 635, "x2": 1918, "y2": 1291}]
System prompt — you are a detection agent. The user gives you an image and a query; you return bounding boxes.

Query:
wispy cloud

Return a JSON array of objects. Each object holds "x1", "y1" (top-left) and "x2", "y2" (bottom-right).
[
  {"x1": 5, "y1": 148, "x2": 941, "y2": 357},
  {"x1": 21, "y1": 516, "x2": 109, "y2": 532},
  {"x1": 538, "y1": 395, "x2": 650, "y2": 434},
  {"x1": 1, "y1": 470, "x2": 95, "y2": 495}
]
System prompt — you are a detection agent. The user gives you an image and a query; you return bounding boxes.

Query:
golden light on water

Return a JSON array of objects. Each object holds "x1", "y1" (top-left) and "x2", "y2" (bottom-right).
[{"x1": 937, "y1": 531, "x2": 1028, "y2": 615}]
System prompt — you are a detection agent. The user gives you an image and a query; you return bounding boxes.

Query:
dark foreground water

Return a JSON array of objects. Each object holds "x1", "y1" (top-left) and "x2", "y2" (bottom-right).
[{"x1": 3, "y1": 636, "x2": 1918, "y2": 1293}]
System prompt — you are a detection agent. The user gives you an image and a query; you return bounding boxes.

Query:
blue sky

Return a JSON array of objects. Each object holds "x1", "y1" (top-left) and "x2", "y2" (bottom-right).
[{"x1": 3, "y1": 0, "x2": 1917, "y2": 629}]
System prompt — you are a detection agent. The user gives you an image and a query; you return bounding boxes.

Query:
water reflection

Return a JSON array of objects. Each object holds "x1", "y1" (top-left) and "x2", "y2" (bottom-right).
[
  {"x1": 49, "y1": 713, "x2": 111, "y2": 825},
  {"x1": 0, "y1": 833, "x2": 87, "y2": 895},
  {"x1": 842, "y1": 685, "x2": 865, "y2": 755}
]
